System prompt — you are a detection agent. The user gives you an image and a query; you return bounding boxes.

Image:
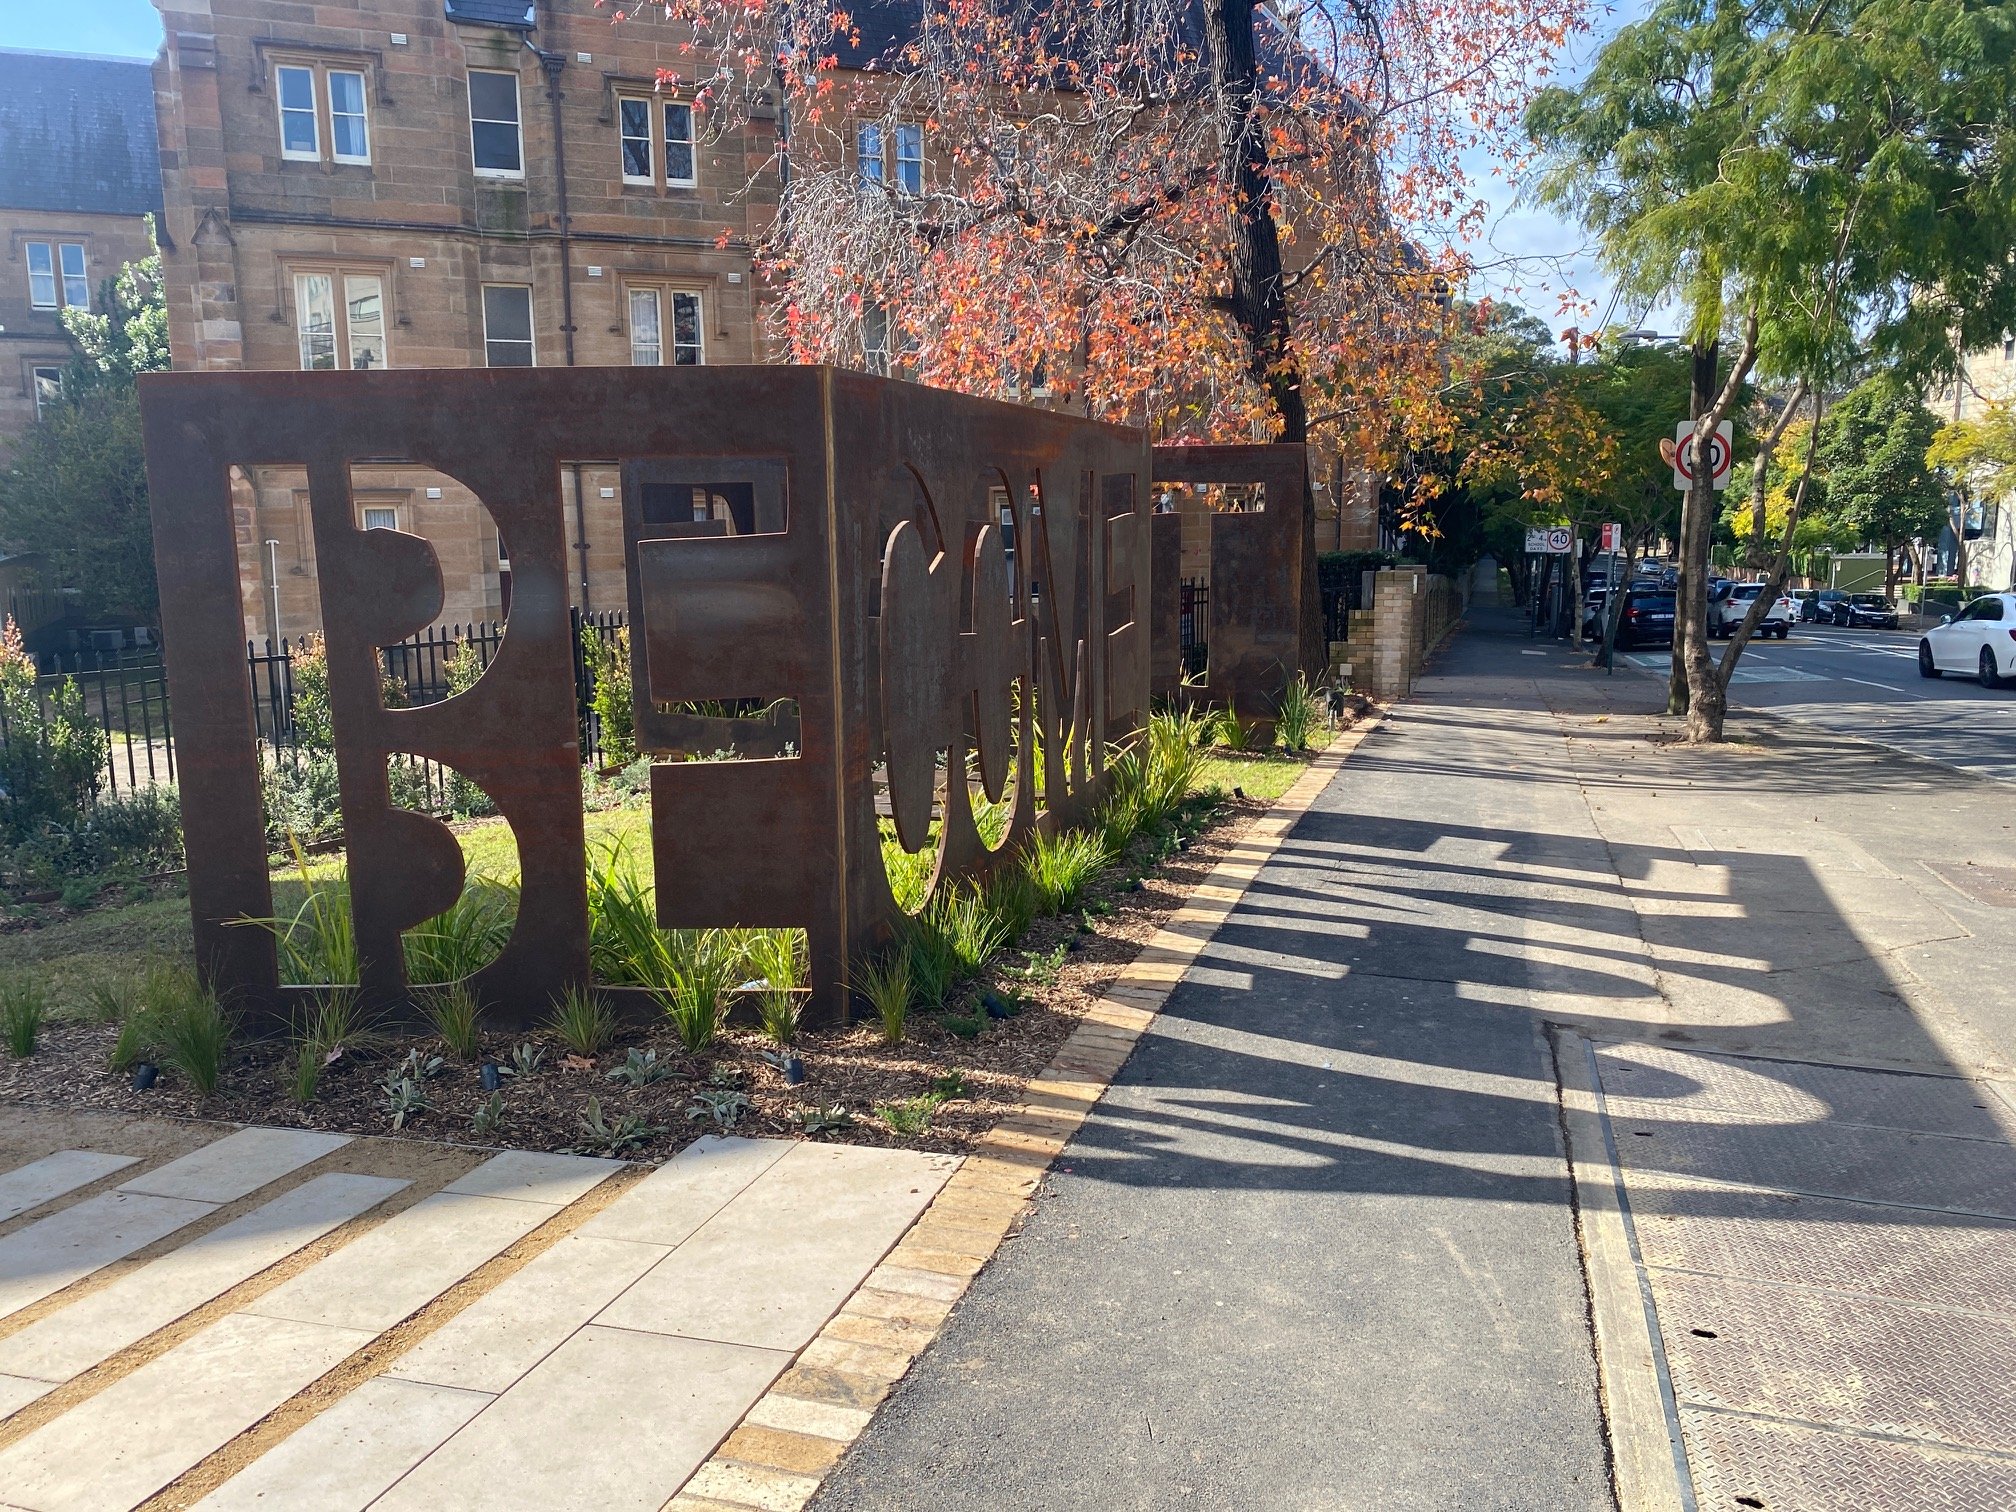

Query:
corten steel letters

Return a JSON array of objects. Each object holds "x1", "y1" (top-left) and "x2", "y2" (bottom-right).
[
  {"x1": 141, "y1": 367, "x2": 1150, "y2": 1029},
  {"x1": 1149, "y1": 444, "x2": 1317, "y2": 732}
]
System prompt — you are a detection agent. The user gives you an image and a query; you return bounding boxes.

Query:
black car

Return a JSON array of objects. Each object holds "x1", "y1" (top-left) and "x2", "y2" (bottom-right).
[
  {"x1": 1842, "y1": 593, "x2": 1898, "y2": 629},
  {"x1": 1805, "y1": 588, "x2": 1847, "y2": 623},
  {"x1": 1613, "y1": 589, "x2": 1677, "y2": 648}
]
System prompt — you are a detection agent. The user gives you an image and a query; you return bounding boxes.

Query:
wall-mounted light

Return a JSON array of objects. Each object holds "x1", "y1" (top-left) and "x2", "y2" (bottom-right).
[
  {"x1": 409, "y1": 257, "x2": 426, "y2": 269},
  {"x1": 599, "y1": 486, "x2": 615, "y2": 498},
  {"x1": 586, "y1": 266, "x2": 604, "y2": 278},
  {"x1": 426, "y1": 487, "x2": 443, "y2": 499},
  {"x1": 390, "y1": 32, "x2": 409, "y2": 44}
]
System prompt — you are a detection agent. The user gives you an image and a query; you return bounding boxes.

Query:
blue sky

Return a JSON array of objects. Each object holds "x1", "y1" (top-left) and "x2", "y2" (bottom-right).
[
  {"x1": 0, "y1": 0, "x2": 163, "y2": 61},
  {"x1": 0, "y1": 0, "x2": 1656, "y2": 339}
]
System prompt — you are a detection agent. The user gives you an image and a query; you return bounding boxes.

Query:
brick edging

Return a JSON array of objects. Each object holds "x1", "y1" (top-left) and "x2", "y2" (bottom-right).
[{"x1": 666, "y1": 715, "x2": 1385, "y2": 1512}]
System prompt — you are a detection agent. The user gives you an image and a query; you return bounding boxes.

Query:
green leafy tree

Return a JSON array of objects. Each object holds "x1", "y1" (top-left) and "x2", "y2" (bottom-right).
[
  {"x1": 1528, "y1": 0, "x2": 2016, "y2": 739},
  {"x1": 1815, "y1": 380, "x2": 1946, "y2": 593},
  {"x1": 0, "y1": 231, "x2": 170, "y2": 622},
  {"x1": 0, "y1": 619, "x2": 107, "y2": 843}
]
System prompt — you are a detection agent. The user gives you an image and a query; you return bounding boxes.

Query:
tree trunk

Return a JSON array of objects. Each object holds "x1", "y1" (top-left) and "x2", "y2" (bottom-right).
[
  {"x1": 1670, "y1": 340, "x2": 1718, "y2": 717},
  {"x1": 1205, "y1": 0, "x2": 1320, "y2": 676}
]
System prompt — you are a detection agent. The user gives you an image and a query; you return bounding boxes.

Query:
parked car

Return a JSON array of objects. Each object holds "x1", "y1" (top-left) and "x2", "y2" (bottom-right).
[
  {"x1": 1919, "y1": 593, "x2": 2016, "y2": 687},
  {"x1": 1842, "y1": 593, "x2": 1898, "y2": 629},
  {"x1": 1787, "y1": 588, "x2": 1818, "y2": 619},
  {"x1": 1805, "y1": 588, "x2": 1848, "y2": 623},
  {"x1": 1710, "y1": 581, "x2": 1796, "y2": 639},
  {"x1": 1613, "y1": 589, "x2": 1678, "y2": 648}
]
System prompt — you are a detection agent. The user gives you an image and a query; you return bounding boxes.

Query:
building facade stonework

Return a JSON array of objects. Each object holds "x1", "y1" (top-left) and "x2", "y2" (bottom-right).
[
  {"x1": 0, "y1": 49, "x2": 163, "y2": 460},
  {"x1": 148, "y1": 0, "x2": 780, "y2": 640}
]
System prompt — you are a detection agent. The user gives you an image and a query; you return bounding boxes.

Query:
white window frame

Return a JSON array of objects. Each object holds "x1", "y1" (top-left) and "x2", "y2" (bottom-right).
[
  {"x1": 58, "y1": 244, "x2": 88, "y2": 309},
  {"x1": 482, "y1": 283, "x2": 536, "y2": 367},
  {"x1": 855, "y1": 122, "x2": 884, "y2": 189},
  {"x1": 291, "y1": 268, "x2": 390, "y2": 371},
  {"x1": 627, "y1": 288, "x2": 662, "y2": 366},
  {"x1": 618, "y1": 96, "x2": 654, "y2": 185},
  {"x1": 276, "y1": 63, "x2": 320, "y2": 161},
  {"x1": 664, "y1": 101, "x2": 696, "y2": 188},
  {"x1": 328, "y1": 69, "x2": 370, "y2": 164},
  {"x1": 359, "y1": 504, "x2": 400, "y2": 531},
  {"x1": 30, "y1": 365, "x2": 63, "y2": 420},
  {"x1": 626, "y1": 287, "x2": 704, "y2": 366},
  {"x1": 25, "y1": 242, "x2": 57, "y2": 309},
  {"x1": 468, "y1": 69, "x2": 524, "y2": 180},
  {"x1": 894, "y1": 122, "x2": 923, "y2": 196}
]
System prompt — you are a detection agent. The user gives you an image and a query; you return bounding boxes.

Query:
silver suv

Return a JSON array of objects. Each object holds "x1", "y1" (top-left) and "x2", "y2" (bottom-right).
[{"x1": 1709, "y1": 581, "x2": 1795, "y2": 639}]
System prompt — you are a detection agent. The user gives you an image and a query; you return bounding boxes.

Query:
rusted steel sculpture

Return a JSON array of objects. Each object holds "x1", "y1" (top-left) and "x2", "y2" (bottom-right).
[
  {"x1": 141, "y1": 367, "x2": 1149, "y2": 1028},
  {"x1": 1149, "y1": 443, "x2": 1316, "y2": 735}
]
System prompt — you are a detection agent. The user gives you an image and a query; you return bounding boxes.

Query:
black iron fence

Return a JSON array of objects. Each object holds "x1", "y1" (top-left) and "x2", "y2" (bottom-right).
[
  {"x1": 1179, "y1": 578, "x2": 1208, "y2": 676},
  {"x1": 7, "y1": 610, "x2": 631, "y2": 806}
]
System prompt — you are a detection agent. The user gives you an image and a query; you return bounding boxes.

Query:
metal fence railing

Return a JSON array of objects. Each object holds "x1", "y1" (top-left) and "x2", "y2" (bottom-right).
[
  {"x1": 1179, "y1": 578, "x2": 1208, "y2": 676},
  {"x1": 5, "y1": 609, "x2": 631, "y2": 808}
]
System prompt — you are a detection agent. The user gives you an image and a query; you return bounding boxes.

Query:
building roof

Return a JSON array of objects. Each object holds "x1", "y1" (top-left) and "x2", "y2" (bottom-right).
[
  {"x1": 445, "y1": 0, "x2": 538, "y2": 30},
  {"x1": 0, "y1": 49, "x2": 163, "y2": 218}
]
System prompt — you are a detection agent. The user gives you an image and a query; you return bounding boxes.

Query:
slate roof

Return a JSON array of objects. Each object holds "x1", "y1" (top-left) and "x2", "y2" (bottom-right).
[
  {"x1": 445, "y1": 0, "x2": 538, "y2": 30},
  {"x1": 0, "y1": 49, "x2": 163, "y2": 218}
]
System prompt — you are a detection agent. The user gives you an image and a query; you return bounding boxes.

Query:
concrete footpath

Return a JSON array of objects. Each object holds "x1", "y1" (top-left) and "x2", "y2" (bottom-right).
[{"x1": 812, "y1": 609, "x2": 2016, "y2": 1511}]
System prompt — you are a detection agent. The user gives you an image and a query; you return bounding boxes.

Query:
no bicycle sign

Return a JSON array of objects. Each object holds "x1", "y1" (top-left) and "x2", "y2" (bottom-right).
[{"x1": 1662, "y1": 421, "x2": 1735, "y2": 491}]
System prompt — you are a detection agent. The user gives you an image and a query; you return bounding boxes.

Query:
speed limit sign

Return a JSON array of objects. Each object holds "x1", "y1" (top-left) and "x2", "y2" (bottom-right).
[{"x1": 1670, "y1": 421, "x2": 1734, "y2": 491}]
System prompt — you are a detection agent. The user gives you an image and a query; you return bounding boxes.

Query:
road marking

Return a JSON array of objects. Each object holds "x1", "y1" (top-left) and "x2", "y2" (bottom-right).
[{"x1": 1839, "y1": 676, "x2": 1904, "y2": 693}]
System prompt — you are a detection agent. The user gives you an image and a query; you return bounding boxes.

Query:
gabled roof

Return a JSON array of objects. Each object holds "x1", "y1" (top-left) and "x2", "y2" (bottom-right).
[
  {"x1": 445, "y1": 0, "x2": 538, "y2": 30},
  {"x1": 0, "y1": 49, "x2": 163, "y2": 218}
]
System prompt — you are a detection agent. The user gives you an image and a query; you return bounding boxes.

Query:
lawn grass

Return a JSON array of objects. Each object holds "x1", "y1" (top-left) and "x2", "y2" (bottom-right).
[{"x1": 1199, "y1": 731, "x2": 1333, "y2": 803}]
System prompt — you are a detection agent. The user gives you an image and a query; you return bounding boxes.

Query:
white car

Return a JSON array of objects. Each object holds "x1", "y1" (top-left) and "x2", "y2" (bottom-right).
[
  {"x1": 1709, "y1": 581, "x2": 1796, "y2": 639},
  {"x1": 1920, "y1": 593, "x2": 2016, "y2": 687}
]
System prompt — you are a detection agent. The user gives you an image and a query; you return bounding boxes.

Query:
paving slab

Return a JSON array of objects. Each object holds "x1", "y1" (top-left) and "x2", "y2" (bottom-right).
[
  {"x1": 117, "y1": 1129, "x2": 350, "y2": 1204},
  {"x1": 372, "y1": 1326, "x2": 789, "y2": 1512},
  {"x1": 0, "y1": 1173, "x2": 408, "y2": 1386},
  {"x1": 241, "y1": 1191, "x2": 554, "y2": 1335},
  {"x1": 386, "y1": 1233, "x2": 666, "y2": 1395},
  {"x1": 0, "y1": 1154, "x2": 139, "y2": 1223},
  {"x1": 437, "y1": 1149, "x2": 619, "y2": 1208},
  {"x1": 0, "y1": 1312, "x2": 371, "y2": 1512},
  {"x1": 190, "y1": 1378, "x2": 492, "y2": 1512},
  {"x1": 0, "y1": 1191, "x2": 216, "y2": 1320},
  {"x1": 0, "y1": 1374, "x2": 50, "y2": 1417},
  {"x1": 595, "y1": 1143, "x2": 954, "y2": 1352},
  {"x1": 573, "y1": 1136, "x2": 790, "y2": 1248}
]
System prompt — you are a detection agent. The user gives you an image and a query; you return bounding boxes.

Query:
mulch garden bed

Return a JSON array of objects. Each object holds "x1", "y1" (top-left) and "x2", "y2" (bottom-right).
[{"x1": 0, "y1": 795, "x2": 1277, "y2": 1163}]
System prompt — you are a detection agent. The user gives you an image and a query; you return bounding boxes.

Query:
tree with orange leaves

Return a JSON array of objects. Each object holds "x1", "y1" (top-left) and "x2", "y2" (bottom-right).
[{"x1": 629, "y1": 0, "x2": 1590, "y2": 489}]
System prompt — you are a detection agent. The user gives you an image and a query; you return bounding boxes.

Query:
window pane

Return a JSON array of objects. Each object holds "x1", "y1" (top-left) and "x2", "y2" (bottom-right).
[
  {"x1": 620, "y1": 98, "x2": 652, "y2": 180},
  {"x1": 329, "y1": 71, "x2": 369, "y2": 161},
  {"x1": 628, "y1": 289, "x2": 661, "y2": 366},
  {"x1": 295, "y1": 273, "x2": 337, "y2": 369},
  {"x1": 895, "y1": 123, "x2": 922, "y2": 194},
  {"x1": 345, "y1": 274, "x2": 386, "y2": 369},
  {"x1": 856, "y1": 123, "x2": 883, "y2": 185},
  {"x1": 32, "y1": 368, "x2": 62, "y2": 420},
  {"x1": 665, "y1": 103, "x2": 695, "y2": 184},
  {"x1": 278, "y1": 65, "x2": 318, "y2": 157},
  {"x1": 26, "y1": 243, "x2": 56, "y2": 308},
  {"x1": 671, "y1": 292, "x2": 702, "y2": 364},
  {"x1": 59, "y1": 245, "x2": 88, "y2": 308},
  {"x1": 361, "y1": 507, "x2": 398, "y2": 531},
  {"x1": 469, "y1": 72, "x2": 522, "y2": 173},
  {"x1": 483, "y1": 285, "x2": 534, "y2": 366}
]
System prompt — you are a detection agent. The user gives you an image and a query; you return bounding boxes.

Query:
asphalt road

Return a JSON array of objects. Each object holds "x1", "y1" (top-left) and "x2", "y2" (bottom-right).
[{"x1": 1615, "y1": 622, "x2": 2016, "y2": 782}]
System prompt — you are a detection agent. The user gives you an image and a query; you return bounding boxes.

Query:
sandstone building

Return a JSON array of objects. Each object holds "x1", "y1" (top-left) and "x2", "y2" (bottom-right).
[{"x1": 0, "y1": 48, "x2": 163, "y2": 458}]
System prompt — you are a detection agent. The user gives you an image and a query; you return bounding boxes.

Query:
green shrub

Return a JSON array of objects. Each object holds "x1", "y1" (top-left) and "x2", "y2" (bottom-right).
[
  {"x1": 14, "y1": 785, "x2": 183, "y2": 880},
  {"x1": 853, "y1": 950, "x2": 914, "y2": 1044},
  {"x1": 245, "y1": 848, "x2": 356, "y2": 986},
  {"x1": 1022, "y1": 828, "x2": 1111, "y2": 915},
  {"x1": 545, "y1": 985, "x2": 616, "y2": 1058},
  {"x1": 262, "y1": 750, "x2": 344, "y2": 846},
  {"x1": 927, "y1": 886, "x2": 1010, "y2": 981},
  {"x1": 0, "y1": 976, "x2": 48, "y2": 1057},
  {"x1": 743, "y1": 928, "x2": 804, "y2": 1046},
  {"x1": 582, "y1": 625, "x2": 635, "y2": 767},
  {"x1": 403, "y1": 876, "x2": 517, "y2": 985},
  {"x1": 586, "y1": 841, "x2": 665, "y2": 987},
  {"x1": 422, "y1": 983, "x2": 484, "y2": 1060},
  {"x1": 1140, "y1": 708, "x2": 1210, "y2": 824},
  {"x1": 155, "y1": 987, "x2": 232, "y2": 1097},
  {"x1": 660, "y1": 930, "x2": 739, "y2": 1054},
  {"x1": 881, "y1": 820, "x2": 936, "y2": 913},
  {"x1": 1274, "y1": 672, "x2": 1325, "y2": 753},
  {"x1": 0, "y1": 619, "x2": 108, "y2": 844},
  {"x1": 981, "y1": 867, "x2": 1040, "y2": 943}
]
